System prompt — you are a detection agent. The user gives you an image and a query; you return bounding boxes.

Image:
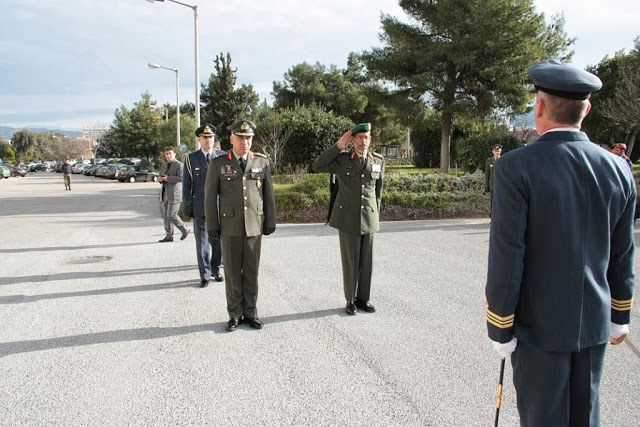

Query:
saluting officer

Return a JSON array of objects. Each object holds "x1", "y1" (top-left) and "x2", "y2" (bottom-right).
[
  {"x1": 204, "y1": 119, "x2": 276, "y2": 332},
  {"x1": 314, "y1": 123, "x2": 385, "y2": 315},
  {"x1": 485, "y1": 60, "x2": 635, "y2": 425}
]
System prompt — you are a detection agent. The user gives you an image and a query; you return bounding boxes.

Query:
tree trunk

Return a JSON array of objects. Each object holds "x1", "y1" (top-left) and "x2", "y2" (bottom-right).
[{"x1": 440, "y1": 109, "x2": 452, "y2": 173}]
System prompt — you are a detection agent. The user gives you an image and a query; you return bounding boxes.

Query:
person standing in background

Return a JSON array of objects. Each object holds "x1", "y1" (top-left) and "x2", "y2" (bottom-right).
[
  {"x1": 183, "y1": 124, "x2": 224, "y2": 288},
  {"x1": 62, "y1": 159, "x2": 72, "y2": 190},
  {"x1": 158, "y1": 146, "x2": 189, "y2": 243},
  {"x1": 484, "y1": 144, "x2": 502, "y2": 217}
]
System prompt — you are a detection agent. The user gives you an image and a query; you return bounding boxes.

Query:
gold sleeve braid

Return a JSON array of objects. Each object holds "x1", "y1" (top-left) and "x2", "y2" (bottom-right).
[
  {"x1": 611, "y1": 297, "x2": 633, "y2": 312},
  {"x1": 486, "y1": 300, "x2": 514, "y2": 329}
]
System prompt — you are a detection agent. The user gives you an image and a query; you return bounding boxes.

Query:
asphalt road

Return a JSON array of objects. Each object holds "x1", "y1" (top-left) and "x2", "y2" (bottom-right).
[{"x1": 1, "y1": 172, "x2": 639, "y2": 426}]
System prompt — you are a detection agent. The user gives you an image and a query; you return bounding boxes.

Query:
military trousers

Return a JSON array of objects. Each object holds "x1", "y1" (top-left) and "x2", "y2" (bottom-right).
[
  {"x1": 193, "y1": 215, "x2": 222, "y2": 281},
  {"x1": 511, "y1": 339, "x2": 606, "y2": 427},
  {"x1": 221, "y1": 234, "x2": 262, "y2": 319},
  {"x1": 338, "y1": 231, "x2": 375, "y2": 303}
]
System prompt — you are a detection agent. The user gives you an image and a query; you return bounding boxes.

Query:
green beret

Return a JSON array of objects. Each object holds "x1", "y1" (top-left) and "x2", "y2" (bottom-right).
[
  {"x1": 227, "y1": 120, "x2": 256, "y2": 136},
  {"x1": 351, "y1": 123, "x2": 371, "y2": 135}
]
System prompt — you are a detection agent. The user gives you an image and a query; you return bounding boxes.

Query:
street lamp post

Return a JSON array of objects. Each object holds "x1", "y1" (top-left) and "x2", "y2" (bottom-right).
[
  {"x1": 148, "y1": 62, "x2": 180, "y2": 148},
  {"x1": 146, "y1": 0, "x2": 200, "y2": 149}
]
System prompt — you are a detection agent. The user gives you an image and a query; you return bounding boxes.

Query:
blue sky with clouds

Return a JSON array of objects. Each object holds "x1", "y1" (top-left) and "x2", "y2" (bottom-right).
[{"x1": 1, "y1": 0, "x2": 638, "y2": 131}]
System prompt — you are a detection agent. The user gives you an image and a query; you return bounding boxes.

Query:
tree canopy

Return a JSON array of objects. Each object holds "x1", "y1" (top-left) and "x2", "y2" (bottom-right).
[
  {"x1": 584, "y1": 38, "x2": 640, "y2": 158},
  {"x1": 200, "y1": 52, "x2": 259, "y2": 147},
  {"x1": 362, "y1": 0, "x2": 574, "y2": 172}
]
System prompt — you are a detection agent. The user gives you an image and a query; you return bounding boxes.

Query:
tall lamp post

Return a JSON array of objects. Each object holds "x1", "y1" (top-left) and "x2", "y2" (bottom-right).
[
  {"x1": 146, "y1": 0, "x2": 200, "y2": 149},
  {"x1": 148, "y1": 62, "x2": 180, "y2": 148}
]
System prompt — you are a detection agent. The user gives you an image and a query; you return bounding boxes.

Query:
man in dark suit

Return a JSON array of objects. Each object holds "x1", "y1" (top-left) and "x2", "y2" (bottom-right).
[
  {"x1": 485, "y1": 60, "x2": 636, "y2": 426},
  {"x1": 158, "y1": 146, "x2": 189, "y2": 243},
  {"x1": 484, "y1": 144, "x2": 502, "y2": 217},
  {"x1": 183, "y1": 124, "x2": 224, "y2": 288},
  {"x1": 204, "y1": 119, "x2": 276, "y2": 332},
  {"x1": 314, "y1": 123, "x2": 385, "y2": 315}
]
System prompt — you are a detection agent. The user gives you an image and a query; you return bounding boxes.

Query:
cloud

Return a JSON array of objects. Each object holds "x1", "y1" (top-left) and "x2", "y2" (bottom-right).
[{"x1": 1, "y1": 0, "x2": 637, "y2": 130}]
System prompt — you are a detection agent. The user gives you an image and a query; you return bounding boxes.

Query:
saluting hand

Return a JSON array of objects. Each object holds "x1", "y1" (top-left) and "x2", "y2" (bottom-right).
[{"x1": 336, "y1": 131, "x2": 352, "y2": 150}]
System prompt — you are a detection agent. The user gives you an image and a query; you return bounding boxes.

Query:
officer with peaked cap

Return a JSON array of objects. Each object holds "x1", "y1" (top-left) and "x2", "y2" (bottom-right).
[
  {"x1": 484, "y1": 144, "x2": 502, "y2": 217},
  {"x1": 314, "y1": 123, "x2": 385, "y2": 316},
  {"x1": 485, "y1": 59, "x2": 636, "y2": 425},
  {"x1": 204, "y1": 119, "x2": 276, "y2": 332},
  {"x1": 183, "y1": 123, "x2": 224, "y2": 288}
]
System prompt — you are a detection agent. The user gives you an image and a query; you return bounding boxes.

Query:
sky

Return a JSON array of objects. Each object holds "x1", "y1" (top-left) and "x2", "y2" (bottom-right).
[{"x1": 1, "y1": 0, "x2": 638, "y2": 132}]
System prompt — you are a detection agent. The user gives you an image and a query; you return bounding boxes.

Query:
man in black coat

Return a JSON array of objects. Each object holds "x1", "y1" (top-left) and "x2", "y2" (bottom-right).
[
  {"x1": 485, "y1": 60, "x2": 636, "y2": 426},
  {"x1": 183, "y1": 124, "x2": 224, "y2": 288}
]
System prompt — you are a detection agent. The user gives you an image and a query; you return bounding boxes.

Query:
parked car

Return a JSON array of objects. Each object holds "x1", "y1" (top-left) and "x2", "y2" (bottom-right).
[
  {"x1": 13, "y1": 165, "x2": 28, "y2": 177},
  {"x1": 1, "y1": 165, "x2": 10, "y2": 179},
  {"x1": 84, "y1": 164, "x2": 102, "y2": 176},
  {"x1": 72, "y1": 163, "x2": 88, "y2": 174},
  {"x1": 117, "y1": 166, "x2": 158, "y2": 183},
  {"x1": 95, "y1": 164, "x2": 112, "y2": 178},
  {"x1": 105, "y1": 164, "x2": 127, "y2": 180}
]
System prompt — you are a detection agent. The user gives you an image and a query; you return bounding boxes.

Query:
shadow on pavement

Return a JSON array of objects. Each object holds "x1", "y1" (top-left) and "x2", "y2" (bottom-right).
[
  {"x1": 0, "y1": 280, "x2": 196, "y2": 304},
  {"x1": 0, "y1": 308, "x2": 341, "y2": 357},
  {"x1": 0, "y1": 265, "x2": 196, "y2": 286}
]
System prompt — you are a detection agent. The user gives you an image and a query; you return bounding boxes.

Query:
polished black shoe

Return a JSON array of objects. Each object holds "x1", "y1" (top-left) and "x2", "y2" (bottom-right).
[
  {"x1": 180, "y1": 230, "x2": 190, "y2": 240},
  {"x1": 355, "y1": 299, "x2": 376, "y2": 313},
  {"x1": 199, "y1": 279, "x2": 209, "y2": 288},
  {"x1": 212, "y1": 272, "x2": 224, "y2": 282},
  {"x1": 158, "y1": 236, "x2": 174, "y2": 242},
  {"x1": 245, "y1": 317, "x2": 263, "y2": 329},
  {"x1": 226, "y1": 318, "x2": 240, "y2": 332},
  {"x1": 345, "y1": 303, "x2": 357, "y2": 315}
]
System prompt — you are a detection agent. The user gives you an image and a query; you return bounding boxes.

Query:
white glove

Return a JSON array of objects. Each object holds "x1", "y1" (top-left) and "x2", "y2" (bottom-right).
[
  {"x1": 492, "y1": 337, "x2": 518, "y2": 358},
  {"x1": 610, "y1": 322, "x2": 629, "y2": 345}
]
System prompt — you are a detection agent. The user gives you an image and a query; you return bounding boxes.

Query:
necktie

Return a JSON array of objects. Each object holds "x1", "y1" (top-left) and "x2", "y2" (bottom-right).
[
  {"x1": 239, "y1": 157, "x2": 245, "y2": 171},
  {"x1": 206, "y1": 153, "x2": 210, "y2": 162}
]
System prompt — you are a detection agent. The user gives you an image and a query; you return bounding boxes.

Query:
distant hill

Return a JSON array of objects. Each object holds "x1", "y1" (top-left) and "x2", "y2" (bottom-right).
[{"x1": 0, "y1": 125, "x2": 83, "y2": 141}]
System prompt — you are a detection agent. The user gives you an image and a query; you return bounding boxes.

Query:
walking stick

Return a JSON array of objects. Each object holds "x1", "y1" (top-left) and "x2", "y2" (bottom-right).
[{"x1": 494, "y1": 357, "x2": 506, "y2": 427}]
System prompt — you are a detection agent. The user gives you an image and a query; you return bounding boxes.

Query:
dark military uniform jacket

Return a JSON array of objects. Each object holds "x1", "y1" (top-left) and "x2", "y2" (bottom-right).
[
  {"x1": 486, "y1": 131, "x2": 636, "y2": 352},
  {"x1": 204, "y1": 151, "x2": 276, "y2": 237},
  {"x1": 183, "y1": 149, "x2": 224, "y2": 218},
  {"x1": 314, "y1": 144, "x2": 385, "y2": 235}
]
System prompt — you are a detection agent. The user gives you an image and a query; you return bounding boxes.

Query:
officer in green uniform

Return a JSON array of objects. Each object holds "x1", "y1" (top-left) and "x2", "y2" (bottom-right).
[
  {"x1": 484, "y1": 144, "x2": 501, "y2": 217},
  {"x1": 314, "y1": 123, "x2": 385, "y2": 315},
  {"x1": 204, "y1": 119, "x2": 276, "y2": 332}
]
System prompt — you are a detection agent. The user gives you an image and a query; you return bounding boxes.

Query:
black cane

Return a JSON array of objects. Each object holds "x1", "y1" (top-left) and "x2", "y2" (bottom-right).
[{"x1": 494, "y1": 357, "x2": 506, "y2": 427}]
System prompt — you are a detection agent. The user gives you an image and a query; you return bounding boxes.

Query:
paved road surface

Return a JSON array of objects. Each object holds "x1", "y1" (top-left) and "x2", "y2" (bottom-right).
[{"x1": 1, "y1": 173, "x2": 639, "y2": 426}]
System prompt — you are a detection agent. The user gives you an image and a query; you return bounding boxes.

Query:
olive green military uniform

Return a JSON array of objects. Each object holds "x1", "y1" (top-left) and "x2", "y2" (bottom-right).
[
  {"x1": 204, "y1": 150, "x2": 276, "y2": 320},
  {"x1": 314, "y1": 144, "x2": 385, "y2": 304}
]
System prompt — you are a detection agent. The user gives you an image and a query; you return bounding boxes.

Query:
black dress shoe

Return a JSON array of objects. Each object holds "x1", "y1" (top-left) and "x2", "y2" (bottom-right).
[
  {"x1": 226, "y1": 318, "x2": 240, "y2": 332},
  {"x1": 158, "y1": 236, "x2": 174, "y2": 242},
  {"x1": 180, "y1": 230, "x2": 190, "y2": 240},
  {"x1": 199, "y1": 279, "x2": 209, "y2": 288},
  {"x1": 345, "y1": 303, "x2": 357, "y2": 315},
  {"x1": 212, "y1": 272, "x2": 224, "y2": 282},
  {"x1": 244, "y1": 317, "x2": 263, "y2": 329},
  {"x1": 355, "y1": 299, "x2": 376, "y2": 313}
]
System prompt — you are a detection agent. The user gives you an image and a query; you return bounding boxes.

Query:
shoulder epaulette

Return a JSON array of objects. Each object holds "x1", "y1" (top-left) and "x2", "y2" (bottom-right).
[
  {"x1": 213, "y1": 151, "x2": 226, "y2": 159},
  {"x1": 372, "y1": 152, "x2": 384, "y2": 160},
  {"x1": 253, "y1": 152, "x2": 268, "y2": 159}
]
